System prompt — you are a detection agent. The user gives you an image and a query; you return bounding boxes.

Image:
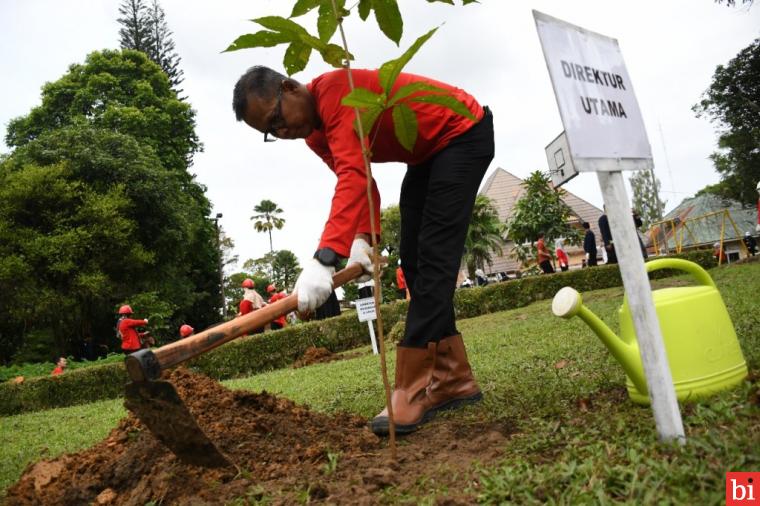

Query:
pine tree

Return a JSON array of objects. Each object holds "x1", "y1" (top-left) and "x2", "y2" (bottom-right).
[
  {"x1": 146, "y1": 0, "x2": 185, "y2": 93},
  {"x1": 118, "y1": 0, "x2": 153, "y2": 54},
  {"x1": 118, "y1": 0, "x2": 184, "y2": 95},
  {"x1": 629, "y1": 168, "x2": 666, "y2": 230}
]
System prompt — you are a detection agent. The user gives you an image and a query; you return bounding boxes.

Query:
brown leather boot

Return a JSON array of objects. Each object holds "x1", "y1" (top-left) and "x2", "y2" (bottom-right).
[
  {"x1": 370, "y1": 343, "x2": 436, "y2": 436},
  {"x1": 427, "y1": 334, "x2": 482, "y2": 412}
]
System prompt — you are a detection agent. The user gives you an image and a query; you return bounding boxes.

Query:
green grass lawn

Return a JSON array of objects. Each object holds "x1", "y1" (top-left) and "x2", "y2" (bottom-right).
[{"x1": 2, "y1": 262, "x2": 759, "y2": 503}]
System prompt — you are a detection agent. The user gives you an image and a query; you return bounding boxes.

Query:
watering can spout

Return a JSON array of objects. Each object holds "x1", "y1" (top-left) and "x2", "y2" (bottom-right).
[{"x1": 552, "y1": 287, "x2": 647, "y2": 394}]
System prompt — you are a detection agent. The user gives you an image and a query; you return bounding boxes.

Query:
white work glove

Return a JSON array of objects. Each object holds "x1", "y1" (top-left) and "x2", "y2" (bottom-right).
[
  {"x1": 348, "y1": 237, "x2": 373, "y2": 283},
  {"x1": 294, "y1": 259, "x2": 335, "y2": 313},
  {"x1": 144, "y1": 318, "x2": 149, "y2": 324}
]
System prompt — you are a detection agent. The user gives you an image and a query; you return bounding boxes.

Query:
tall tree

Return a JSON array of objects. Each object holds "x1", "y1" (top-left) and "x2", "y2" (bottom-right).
[
  {"x1": 629, "y1": 169, "x2": 666, "y2": 230},
  {"x1": 118, "y1": 0, "x2": 184, "y2": 95},
  {"x1": 463, "y1": 195, "x2": 506, "y2": 278},
  {"x1": 251, "y1": 200, "x2": 285, "y2": 253},
  {"x1": 1, "y1": 50, "x2": 218, "y2": 360},
  {"x1": 506, "y1": 171, "x2": 582, "y2": 268},
  {"x1": 146, "y1": 0, "x2": 185, "y2": 93},
  {"x1": 271, "y1": 250, "x2": 302, "y2": 292},
  {"x1": 118, "y1": 0, "x2": 153, "y2": 54},
  {"x1": 694, "y1": 37, "x2": 760, "y2": 206}
]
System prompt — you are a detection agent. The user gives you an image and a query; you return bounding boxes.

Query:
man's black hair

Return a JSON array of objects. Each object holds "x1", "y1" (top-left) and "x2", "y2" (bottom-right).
[
  {"x1": 232, "y1": 66, "x2": 290, "y2": 121},
  {"x1": 582, "y1": 222, "x2": 590, "y2": 229}
]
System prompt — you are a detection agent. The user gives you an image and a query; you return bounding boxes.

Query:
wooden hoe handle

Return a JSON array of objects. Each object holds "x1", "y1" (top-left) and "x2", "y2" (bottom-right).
[{"x1": 125, "y1": 263, "x2": 365, "y2": 381}]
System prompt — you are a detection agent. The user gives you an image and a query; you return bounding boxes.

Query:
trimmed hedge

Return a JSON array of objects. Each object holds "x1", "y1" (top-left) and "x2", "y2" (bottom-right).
[
  {"x1": 454, "y1": 250, "x2": 717, "y2": 319},
  {"x1": 0, "y1": 250, "x2": 716, "y2": 416}
]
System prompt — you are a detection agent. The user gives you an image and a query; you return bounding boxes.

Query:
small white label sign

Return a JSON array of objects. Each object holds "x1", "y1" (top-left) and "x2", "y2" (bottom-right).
[
  {"x1": 534, "y1": 10, "x2": 653, "y2": 166},
  {"x1": 355, "y1": 297, "x2": 376, "y2": 322}
]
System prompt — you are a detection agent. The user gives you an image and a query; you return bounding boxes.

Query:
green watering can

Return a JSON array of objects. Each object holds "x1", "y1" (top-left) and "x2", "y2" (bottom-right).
[{"x1": 552, "y1": 258, "x2": 748, "y2": 404}]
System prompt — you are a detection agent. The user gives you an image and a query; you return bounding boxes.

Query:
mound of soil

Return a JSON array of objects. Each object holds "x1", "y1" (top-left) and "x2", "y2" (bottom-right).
[
  {"x1": 292, "y1": 346, "x2": 362, "y2": 368},
  {"x1": 6, "y1": 368, "x2": 512, "y2": 505}
]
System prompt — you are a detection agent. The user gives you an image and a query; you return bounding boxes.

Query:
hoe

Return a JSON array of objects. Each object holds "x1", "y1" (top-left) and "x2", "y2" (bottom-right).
[{"x1": 124, "y1": 263, "x2": 363, "y2": 468}]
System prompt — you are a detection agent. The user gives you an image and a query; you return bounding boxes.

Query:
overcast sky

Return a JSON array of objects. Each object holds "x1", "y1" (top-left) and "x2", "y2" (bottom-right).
[{"x1": 1, "y1": 1, "x2": 758, "y2": 271}]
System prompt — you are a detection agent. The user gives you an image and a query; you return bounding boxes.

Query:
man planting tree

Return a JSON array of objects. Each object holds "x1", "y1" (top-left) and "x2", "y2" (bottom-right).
[{"x1": 232, "y1": 66, "x2": 494, "y2": 435}]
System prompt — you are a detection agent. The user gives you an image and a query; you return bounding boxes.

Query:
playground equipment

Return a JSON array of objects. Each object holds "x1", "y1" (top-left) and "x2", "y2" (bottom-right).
[
  {"x1": 552, "y1": 258, "x2": 747, "y2": 404},
  {"x1": 648, "y1": 209, "x2": 749, "y2": 264}
]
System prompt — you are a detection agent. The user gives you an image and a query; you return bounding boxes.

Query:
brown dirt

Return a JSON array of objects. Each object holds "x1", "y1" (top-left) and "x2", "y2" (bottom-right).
[
  {"x1": 292, "y1": 346, "x2": 363, "y2": 368},
  {"x1": 6, "y1": 368, "x2": 513, "y2": 505}
]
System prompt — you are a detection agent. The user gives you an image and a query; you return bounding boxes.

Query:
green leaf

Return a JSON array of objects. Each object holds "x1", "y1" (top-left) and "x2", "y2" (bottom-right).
[
  {"x1": 290, "y1": 0, "x2": 321, "y2": 17},
  {"x1": 372, "y1": 0, "x2": 403, "y2": 45},
  {"x1": 341, "y1": 88, "x2": 385, "y2": 108},
  {"x1": 378, "y1": 26, "x2": 439, "y2": 94},
  {"x1": 358, "y1": 0, "x2": 372, "y2": 20},
  {"x1": 319, "y1": 43, "x2": 350, "y2": 68},
  {"x1": 222, "y1": 31, "x2": 293, "y2": 52},
  {"x1": 354, "y1": 106, "x2": 384, "y2": 138},
  {"x1": 388, "y1": 82, "x2": 449, "y2": 106},
  {"x1": 462, "y1": 0, "x2": 479, "y2": 5},
  {"x1": 283, "y1": 41, "x2": 312, "y2": 76},
  {"x1": 254, "y1": 16, "x2": 310, "y2": 37},
  {"x1": 426, "y1": 0, "x2": 455, "y2": 4},
  {"x1": 408, "y1": 94, "x2": 476, "y2": 121},
  {"x1": 317, "y1": 2, "x2": 339, "y2": 42},
  {"x1": 392, "y1": 103, "x2": 418, "y2": 151}
]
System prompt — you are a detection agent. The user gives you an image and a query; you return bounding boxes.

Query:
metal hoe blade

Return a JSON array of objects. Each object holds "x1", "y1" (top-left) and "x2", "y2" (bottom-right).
[{"x1": 124, "y1": 380, "x2": 231, "y2": 468}]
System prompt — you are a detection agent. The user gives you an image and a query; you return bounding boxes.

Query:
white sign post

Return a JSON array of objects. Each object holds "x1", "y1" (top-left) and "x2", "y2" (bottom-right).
[
  {"x1": 534, "y1": 10, "x2": 685, "y2": 443},
  {"x1": 356, "y1": 294, "x2": 379, "y2": 354}
]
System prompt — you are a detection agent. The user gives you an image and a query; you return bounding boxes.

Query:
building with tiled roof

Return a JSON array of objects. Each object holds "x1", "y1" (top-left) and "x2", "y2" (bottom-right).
[{"x1": 476, "y1": 168, "x2": 604, "y2": 274}]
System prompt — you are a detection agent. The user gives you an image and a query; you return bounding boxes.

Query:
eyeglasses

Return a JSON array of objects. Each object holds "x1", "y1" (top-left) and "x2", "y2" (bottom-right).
[{"x1": 264, "y1": 86, "x2": 284, "y2": 143}]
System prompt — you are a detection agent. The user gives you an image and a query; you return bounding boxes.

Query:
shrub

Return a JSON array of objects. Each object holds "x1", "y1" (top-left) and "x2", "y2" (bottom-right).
[{"x1": 0, "y1": 250, "x2": 715, "y2": 415}]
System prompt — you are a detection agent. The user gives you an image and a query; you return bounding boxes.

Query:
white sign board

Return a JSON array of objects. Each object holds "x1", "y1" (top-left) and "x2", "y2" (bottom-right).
[
  {"x1": 534, "y1": 10, "x2": 653, "y2": 171},
  {"x1": 355, "y1": 297, "x2": 377, "y2": 322},
  {"x1": 546, "y1": 132, "x2": 578, "y2": 188}
]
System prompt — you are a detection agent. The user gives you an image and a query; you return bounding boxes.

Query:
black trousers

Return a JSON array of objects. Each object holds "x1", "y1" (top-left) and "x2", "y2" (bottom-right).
[
  {"x1": 539, "y1": 260, "x2": 555, "y2": 274},
  {"x1": 399, "y1": 108, "x2": 494, "y2": 348}
]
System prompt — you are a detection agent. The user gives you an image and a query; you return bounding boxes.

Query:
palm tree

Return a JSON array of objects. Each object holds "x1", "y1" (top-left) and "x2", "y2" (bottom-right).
[
  {"x1": 251, "y1": 199, "x2": 285, "y2": 253},
  {"x1": 463, "y1": 195, "x2": 506, "y2": 278}
]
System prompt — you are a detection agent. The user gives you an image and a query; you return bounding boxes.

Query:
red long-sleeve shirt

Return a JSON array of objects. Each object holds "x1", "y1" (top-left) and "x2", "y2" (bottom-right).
[
  {"x1": 118, "y1": 318, "x2": 148, "y2": 351},
  {"x1": 396, "y1": 266, "x2": 407, "y2": 290},
  {"x1": 556, "y1": 248, "x2": 569, "y2": 267},
  {"x1": 305, "y1": 69, "x2": 483, "y2": 257}
]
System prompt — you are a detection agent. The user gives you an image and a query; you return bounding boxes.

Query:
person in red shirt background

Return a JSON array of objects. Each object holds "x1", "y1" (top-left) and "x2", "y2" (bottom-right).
[
  {"x1": 266, "y1": 284, "x2": 288, "y2": 330},
  {"x1": 117, "y1": 305, "x2": 149, "y2": 354},
  {"x1": 555, "y1": 238, "x2": 569, "y2": 272},
  {"x1": 238, "y1": 278, "x2": 267, "y2": 333},
  {"x1": 395, "y1": 261, "x2": 409, "y2": 300},
  {"x1": 233, "y1": 66, "x2": 493, "y2": 436},
  {"x1": 536, "y1": 233, "x2": 554, "y2": 274},
  {"x1": 51, "y1": 357, "x2": 67, "y2": 376}
]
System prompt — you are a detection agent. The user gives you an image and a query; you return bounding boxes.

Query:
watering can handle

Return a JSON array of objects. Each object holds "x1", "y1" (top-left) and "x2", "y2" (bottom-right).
[{"x1": 644, "y1": 258, "x2": 716, "y2": 289}]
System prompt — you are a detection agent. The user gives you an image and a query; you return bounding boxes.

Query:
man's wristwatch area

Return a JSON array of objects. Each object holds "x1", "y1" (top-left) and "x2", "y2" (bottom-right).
[{"x1": 313, "y1": 247, "x2": 343, "y2": 268}]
